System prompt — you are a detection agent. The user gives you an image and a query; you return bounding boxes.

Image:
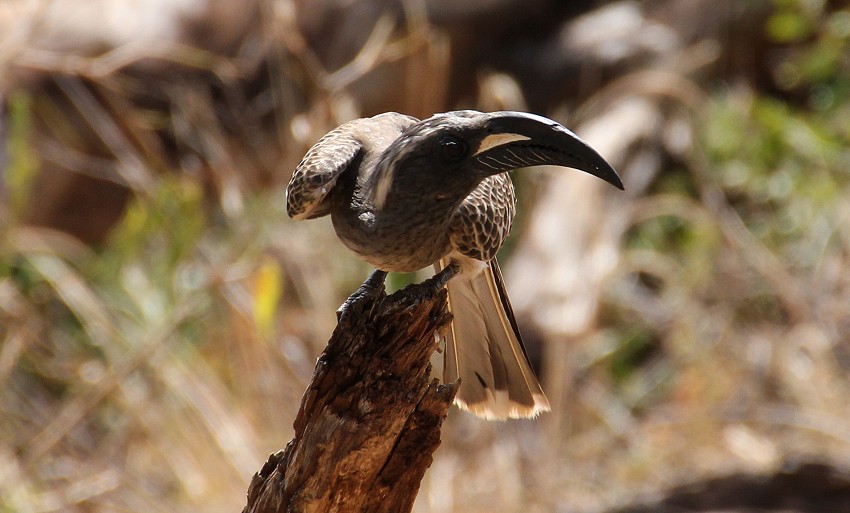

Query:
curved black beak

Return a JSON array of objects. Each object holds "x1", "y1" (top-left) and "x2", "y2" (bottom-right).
[{"x1": 472, "y1": 111, "x2": 624, "y2": 190}]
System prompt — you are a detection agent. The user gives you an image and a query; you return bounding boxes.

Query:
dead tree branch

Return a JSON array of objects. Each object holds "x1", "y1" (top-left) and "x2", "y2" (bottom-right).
[{"x1": 243, "y1": 284, "x2": 457, "y2": 513}]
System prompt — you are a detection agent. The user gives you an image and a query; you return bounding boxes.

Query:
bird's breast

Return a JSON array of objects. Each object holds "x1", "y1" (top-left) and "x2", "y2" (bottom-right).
[{"x1": 330, "y1": 204, "x2": 454, "y2": 273}]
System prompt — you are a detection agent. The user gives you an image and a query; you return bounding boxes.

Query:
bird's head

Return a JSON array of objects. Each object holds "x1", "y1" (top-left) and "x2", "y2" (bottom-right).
[{"x1": 370, "y1": 110, "x2": 623, "y2": 208}]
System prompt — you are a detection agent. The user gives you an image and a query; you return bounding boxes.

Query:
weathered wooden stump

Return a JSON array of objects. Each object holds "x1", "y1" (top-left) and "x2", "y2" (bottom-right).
[{"x1": 243, "y1": 281, "x2": 457, "y2": 513}]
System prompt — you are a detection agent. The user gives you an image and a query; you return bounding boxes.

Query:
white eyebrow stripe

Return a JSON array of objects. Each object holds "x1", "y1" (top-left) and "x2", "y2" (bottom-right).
[{"x1": 372, "y1": 170, "x2": 394, "y2": 209}]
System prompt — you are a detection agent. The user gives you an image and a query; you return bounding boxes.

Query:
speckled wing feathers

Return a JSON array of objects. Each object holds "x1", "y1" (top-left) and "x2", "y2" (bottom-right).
[
  {"x1": 286, "y1": 113, "x2": 421, "y2": 220},
  {"x1": 286, "y1": 125, "x2": 362, "y2": 220}
]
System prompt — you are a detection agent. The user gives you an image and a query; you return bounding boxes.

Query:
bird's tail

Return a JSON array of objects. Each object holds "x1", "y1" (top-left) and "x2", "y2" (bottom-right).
[{"x1": 437, "y1": 258, "x2": 550, "y2": 420}]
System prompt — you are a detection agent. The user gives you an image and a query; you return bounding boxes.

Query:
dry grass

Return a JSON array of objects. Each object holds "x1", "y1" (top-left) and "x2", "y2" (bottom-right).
[{"x1": 2, "y1": 1, "x2": 850, "y2": 512}]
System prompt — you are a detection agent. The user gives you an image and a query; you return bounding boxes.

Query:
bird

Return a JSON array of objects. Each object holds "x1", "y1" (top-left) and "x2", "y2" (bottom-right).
[{"x1": 286, "y1": 110, "x2": 622, "y2": 420}]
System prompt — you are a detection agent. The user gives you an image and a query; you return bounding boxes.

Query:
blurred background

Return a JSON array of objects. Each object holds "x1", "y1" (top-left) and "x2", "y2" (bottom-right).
[{"x1": 2, "y1": 0, "x2": 850, "y2": 512}]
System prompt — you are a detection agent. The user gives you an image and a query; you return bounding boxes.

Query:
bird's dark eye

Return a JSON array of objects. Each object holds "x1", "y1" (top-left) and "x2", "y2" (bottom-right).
[{"x1": 439, "y1": 135, "x2": 468, "y2": 161}]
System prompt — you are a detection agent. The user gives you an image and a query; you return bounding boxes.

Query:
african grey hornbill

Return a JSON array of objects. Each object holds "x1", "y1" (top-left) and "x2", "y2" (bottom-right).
[{"x1": 286, "y1": 110, "x2": 622, "y2": 420}]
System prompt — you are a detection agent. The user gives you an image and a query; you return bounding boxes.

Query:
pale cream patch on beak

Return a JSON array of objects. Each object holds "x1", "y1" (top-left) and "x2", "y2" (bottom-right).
[{"x1": 472, "y1": 133, "x2": 531, "y2": 156}]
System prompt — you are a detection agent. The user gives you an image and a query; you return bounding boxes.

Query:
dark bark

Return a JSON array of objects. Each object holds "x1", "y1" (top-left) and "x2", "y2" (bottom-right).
[{"x1": 243, "y1": 282, "x2": 457, "y2": 513}]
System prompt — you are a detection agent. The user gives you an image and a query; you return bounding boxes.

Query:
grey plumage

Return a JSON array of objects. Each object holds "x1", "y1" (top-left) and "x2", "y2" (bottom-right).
[{"x1": 286, "y1": 110, "x2": 622, "y2": 420}]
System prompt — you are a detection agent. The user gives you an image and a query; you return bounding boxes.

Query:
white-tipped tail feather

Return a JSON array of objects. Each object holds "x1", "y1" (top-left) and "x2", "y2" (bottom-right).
[{"x1": 437, "y1": 257, "x2": 550, "y2": 420}]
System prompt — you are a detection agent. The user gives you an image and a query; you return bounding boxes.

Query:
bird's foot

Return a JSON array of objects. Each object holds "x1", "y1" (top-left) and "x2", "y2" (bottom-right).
[
  {"x1": 426, "y1": 262, "x2": 460, "y2": 292},
  {"x1": 336, "y1": 269, "x2": 388, "y2": 328},
  {"x1": 391, "y1": 262, "x2": 460, "y2": 305}
]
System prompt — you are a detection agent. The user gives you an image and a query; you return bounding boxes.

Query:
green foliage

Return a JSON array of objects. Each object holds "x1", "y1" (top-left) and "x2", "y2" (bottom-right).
[
  {"x1": 3, "y1": 90, "x2": 39, "y2": 220},
  {"x1": 703, "y1": 91, "x2": 848, "y2": 269},
  {"x1": 769, "y1": 1, "x2": 850, "y2": 105},
  {"x1": 605, "y1": 1, "x2": 850, "y2": 406},
  {"x1": 766, "y1": 0, "x2": 817, "y2": 43},
  {"x1": 609, "y1": 327, "x2": 659, "y2": 382},
  {"x1": 95, "y1": 176, "x2": 207, "y2": 301}
]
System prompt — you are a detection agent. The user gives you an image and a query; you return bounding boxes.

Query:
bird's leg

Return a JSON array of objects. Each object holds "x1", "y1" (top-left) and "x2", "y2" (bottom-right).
[
  {"x1": 383, "y1": 262, "x2": 460, "y2": 308},
  {"x1": 428, "y1": 262, "x2": 461, "y2": 290},
  {"x1": 390, "y1": 262, "x2": 460, "y2": 301},
  {"x1": 336, "y1": 269, "x2": 388, "y2": 326},
  {"x1": 403, "y1": 261, "x2": 460, "y2": 301}
]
